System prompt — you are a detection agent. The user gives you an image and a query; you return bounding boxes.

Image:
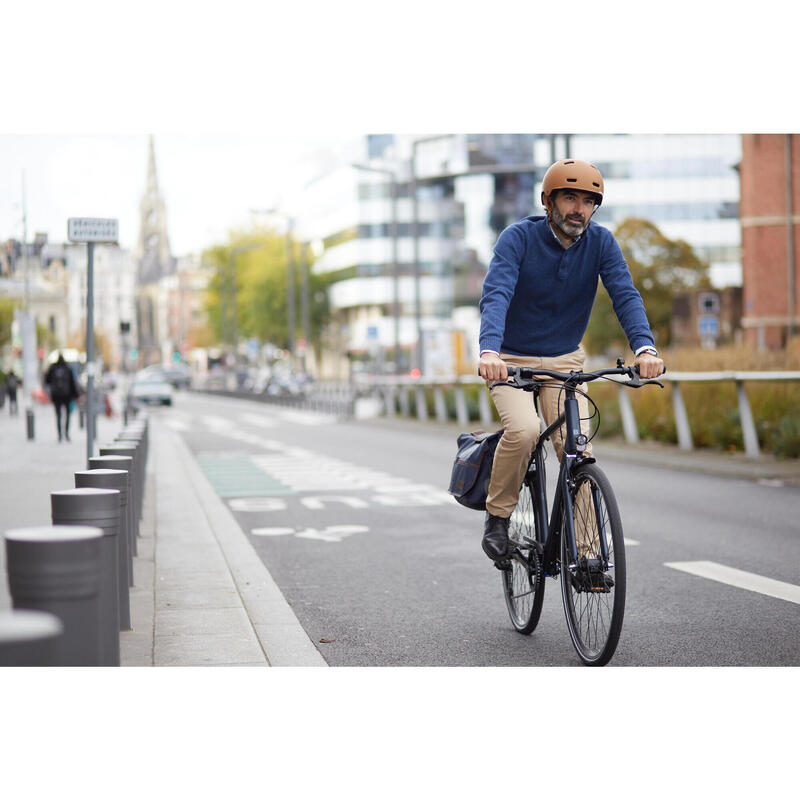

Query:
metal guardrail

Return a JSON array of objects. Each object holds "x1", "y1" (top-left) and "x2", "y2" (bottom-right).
[
  {"x1": 196, "y1": 371, "x2": 800, "y2": 460},
  {"x1": 353, "y1": 371, "x2": 800, "y2": 459}
]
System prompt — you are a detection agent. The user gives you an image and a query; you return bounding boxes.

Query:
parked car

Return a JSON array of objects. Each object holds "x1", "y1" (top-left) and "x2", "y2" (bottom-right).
[
  {"x1": 161, "y1": 363, "x2": 191, "y2": 389},
  {"x1": 128, "y1": 373, "x2": 174, "y2": 406}
]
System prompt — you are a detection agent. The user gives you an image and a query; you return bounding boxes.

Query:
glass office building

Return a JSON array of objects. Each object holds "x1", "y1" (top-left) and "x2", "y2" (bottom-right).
[{"x1": 295, "y1": 134, "x2": 742, "y2": 375}]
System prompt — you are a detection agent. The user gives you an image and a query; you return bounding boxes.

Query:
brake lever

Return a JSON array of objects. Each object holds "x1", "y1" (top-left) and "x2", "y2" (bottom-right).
[{"x1": 626, "y1": 364, "x2": 665, "y2": 389}]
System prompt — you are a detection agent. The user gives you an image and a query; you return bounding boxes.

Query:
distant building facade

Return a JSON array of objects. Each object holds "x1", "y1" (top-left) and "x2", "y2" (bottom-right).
[
  {"x1": 739, "y1": 133, "x2": 800, "y2": 348},
  {"x1": 0, "y1": 235, "x2": 136, "y2": 370}
]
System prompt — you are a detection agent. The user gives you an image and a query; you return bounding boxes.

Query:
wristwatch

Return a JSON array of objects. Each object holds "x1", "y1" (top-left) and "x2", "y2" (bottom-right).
[{"x1": 637, "y1": 346, "x2": 658, "y2": 357}]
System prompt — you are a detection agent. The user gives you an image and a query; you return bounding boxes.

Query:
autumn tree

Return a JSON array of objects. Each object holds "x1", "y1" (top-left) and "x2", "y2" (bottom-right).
[
  {"x1": 203, "y1": 225, "x2": 333, "y2": 357},
  {"x1": 584, "y1": 218, "x2": 711, "y2": 355},
  {"x1": 0, "y1": 298, "x2": 16, "y2": 349}
]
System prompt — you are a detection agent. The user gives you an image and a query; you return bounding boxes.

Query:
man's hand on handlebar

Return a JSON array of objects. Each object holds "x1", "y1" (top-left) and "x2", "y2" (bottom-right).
[
  {"x1": 478, "y1": 352, "x2": 508, "y2": 382},
  {"x1": 633, "y1": 351, "x2": 665, "y2": 380}
]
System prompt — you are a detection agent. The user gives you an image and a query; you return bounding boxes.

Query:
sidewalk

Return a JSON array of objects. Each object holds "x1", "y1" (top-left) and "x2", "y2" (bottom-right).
[{"x1": 0, "y1": 401, "x2": 326, "y2": 667}]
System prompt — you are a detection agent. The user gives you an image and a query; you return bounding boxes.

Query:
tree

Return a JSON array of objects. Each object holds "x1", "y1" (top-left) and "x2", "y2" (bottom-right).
[
  {"x1": 0, "y1": 298, "x2": 16, "y2": 349},
  {"x1": 203, "y1": 225, "x2": 333, "y2": 357},
  {"x1": 67, "y1": 326, "x2": 114, "y2": 366},
  {"x1": 1, "y1": 298, "x2": 58, "y2": 354},
  {"x1": 584, "y1": 218, "x2": 711, "y2": 355}
]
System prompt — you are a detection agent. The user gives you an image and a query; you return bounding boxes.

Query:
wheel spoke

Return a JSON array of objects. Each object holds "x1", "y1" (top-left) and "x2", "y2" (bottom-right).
[{"x1": 503, "y1": 481, "x2": 545, "y2": 634}]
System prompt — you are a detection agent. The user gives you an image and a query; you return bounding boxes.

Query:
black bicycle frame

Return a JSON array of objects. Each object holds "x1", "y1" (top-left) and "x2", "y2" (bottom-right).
[
  {"x1": 522, "y1": 383, "x2": 592, "y2": 574},
  {"x1": 497, "y1": 361, "x2": 663, "y2": 578}
]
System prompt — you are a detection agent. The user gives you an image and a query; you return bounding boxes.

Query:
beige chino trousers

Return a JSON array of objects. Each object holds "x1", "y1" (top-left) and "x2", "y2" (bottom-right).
[{"x1": 485, "y1": 347, "x2": 593, "y2": 519}]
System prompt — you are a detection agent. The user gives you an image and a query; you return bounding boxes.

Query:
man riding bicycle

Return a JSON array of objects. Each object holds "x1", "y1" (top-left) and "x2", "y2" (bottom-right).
[{"x1": 477, "y1": 158, "x2": 665, "y2": 563}]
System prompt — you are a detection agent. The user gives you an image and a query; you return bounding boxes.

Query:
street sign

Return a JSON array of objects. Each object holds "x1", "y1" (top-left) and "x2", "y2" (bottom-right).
[
  {"x1": 698, "y1": 315, "x2": 719, "y2": 338},
  {"x1": 67, "y1": 217, "x2": 119, "y2": 243}
]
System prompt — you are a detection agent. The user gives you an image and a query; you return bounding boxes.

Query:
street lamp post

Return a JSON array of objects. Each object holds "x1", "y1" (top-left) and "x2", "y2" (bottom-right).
[
  {"x1": 300, "y1": 242, "x2": 311, "y2": 373},
  {"x1": 410, "y1": 134, "x2": 456, "y2": 375},
  {"x1": 351, "y1": 162, "x2": 400, "y2": 373},
  {"x1": 228, "y1": 241, "x2": 272, "y2": 354},
  {"x1": 252, "y1": 208, "x2": 314, "y2": 372}
]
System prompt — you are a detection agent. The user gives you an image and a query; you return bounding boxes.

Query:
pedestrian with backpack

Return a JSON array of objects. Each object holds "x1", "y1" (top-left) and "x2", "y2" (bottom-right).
[
  {"x1": 44, "y1": 353, "x2": 79, "y2": 442},
  {"x1": 5, "y1": 369, "x2": 19, "y2": 415}
]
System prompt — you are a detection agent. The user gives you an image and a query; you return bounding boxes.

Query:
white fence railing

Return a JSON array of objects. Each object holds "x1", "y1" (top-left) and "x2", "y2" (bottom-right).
[{"x1": 353, "y1": 371, "x2": 800, "y2": 459}]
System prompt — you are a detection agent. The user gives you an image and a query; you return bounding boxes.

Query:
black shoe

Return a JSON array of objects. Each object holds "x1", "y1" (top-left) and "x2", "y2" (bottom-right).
[{"x1": 482, "y1": 512, "x2": 510, "y2": 561}]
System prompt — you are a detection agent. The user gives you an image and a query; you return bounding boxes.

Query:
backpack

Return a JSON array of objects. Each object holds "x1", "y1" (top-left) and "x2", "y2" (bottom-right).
[
  {"x1": 448, "y1": 429, "x2": 504, "y2": 511},
  {"x1": 49, "y1": 364, "x2": 72, "y2": 398}
]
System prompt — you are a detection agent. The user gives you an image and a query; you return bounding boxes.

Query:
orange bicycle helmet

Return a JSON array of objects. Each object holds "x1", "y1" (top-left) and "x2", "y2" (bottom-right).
[{"x1": 541, "y1": 159, "x2": 604, "y2": 206}]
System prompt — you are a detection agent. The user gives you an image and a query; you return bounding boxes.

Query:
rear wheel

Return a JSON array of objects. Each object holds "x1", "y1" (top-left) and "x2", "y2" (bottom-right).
[
  {"x1": 560, "y1": 464, "x2": 626, "y2": 666},
  {"x1": 502, "y1": 479, "x2": 545, "y2": 634}
]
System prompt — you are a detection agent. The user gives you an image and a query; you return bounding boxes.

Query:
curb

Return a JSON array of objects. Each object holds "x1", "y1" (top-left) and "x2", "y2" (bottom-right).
[{"x1": 166, "y1": 421, "x2": 328, "y2": 667}]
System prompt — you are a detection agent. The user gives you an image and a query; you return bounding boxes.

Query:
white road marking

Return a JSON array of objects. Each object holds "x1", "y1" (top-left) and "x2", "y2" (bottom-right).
[
  {"x1": 624, "y1": 538, "x2": 640, "y2": 546},
  {"x1": 201, "y1": 414, "x2": 236, "y2": 431},
  {"x1": 229, "y1": 498, "x2": 288, "y2": 512},
  {"x1": 295, "y1": 525, "x2": 368, "y2": 542},
  {"x1": 275, "y1": 409, "x2": 335, "y2": 426},
  {"x1": 664, "y1": 561, "x2": 800, "y2": 605},
  {"x1": 163, "y1": 418, "x2": 191, "y2": 431},
  {"x1": 372, "y1": 492, "x2": 451, "y2": 507},
  {"x1": 251, "y1": 527, "x2": 296, "y2": 536},
  {"x1": 250, "y1": 524, "x2": 369, "y2": 543},
  {"x1": 239, "y1": 413, "x2": 277, "y2": 428},
  {"x1": 301, "y1": 496, "x2": 369, "y2": 510}
]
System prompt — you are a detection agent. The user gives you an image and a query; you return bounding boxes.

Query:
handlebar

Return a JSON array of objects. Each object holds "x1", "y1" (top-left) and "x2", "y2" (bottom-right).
[{"x1": 480, "y1": 362, "x2": 665, "y2": 390}]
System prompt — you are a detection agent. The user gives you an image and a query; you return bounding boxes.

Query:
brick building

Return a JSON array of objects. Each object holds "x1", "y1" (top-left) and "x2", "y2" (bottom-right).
[{"x1": 739, "y1": 134, "x2": 800, "y2": 348}]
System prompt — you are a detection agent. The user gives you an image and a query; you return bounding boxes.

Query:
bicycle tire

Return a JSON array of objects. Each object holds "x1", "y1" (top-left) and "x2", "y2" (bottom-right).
[
  {"x1": 502, "y1": 479, "x2": 545, "y2": 635},
  {"x1": 559, "y1": 463, "x2": 626, "y2": 666}
]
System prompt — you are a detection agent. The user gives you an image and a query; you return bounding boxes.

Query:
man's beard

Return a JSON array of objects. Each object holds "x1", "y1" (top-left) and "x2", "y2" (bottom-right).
[{"x1": 551, "y1": 204, "x2": 588, "y2": 238}]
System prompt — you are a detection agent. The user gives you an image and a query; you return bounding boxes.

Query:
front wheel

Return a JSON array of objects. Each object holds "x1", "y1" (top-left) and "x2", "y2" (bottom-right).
[
  {"x1": 502, "y1": 479, "x2": 545, "y2": 635},
  {"x1": 560, "y1": 463, "x2": 626, "y2": 666}
]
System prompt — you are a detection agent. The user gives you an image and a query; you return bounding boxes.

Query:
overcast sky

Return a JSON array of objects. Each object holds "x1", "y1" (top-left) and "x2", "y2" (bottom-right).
[
  {"x1": 0, "y1": 133, "x2": 353, "y2": 255},
  {"x1": 2, "y1": 2, "x2": 787, "y2": 262}
]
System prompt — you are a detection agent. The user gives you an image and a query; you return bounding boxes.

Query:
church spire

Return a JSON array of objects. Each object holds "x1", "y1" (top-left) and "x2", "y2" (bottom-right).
[
  {"x1": 146, "y1": 134, "x2": 159, "y2": 201},
  {"x1": 135, "y1": 134, "x2": 173, "y2": 284}
]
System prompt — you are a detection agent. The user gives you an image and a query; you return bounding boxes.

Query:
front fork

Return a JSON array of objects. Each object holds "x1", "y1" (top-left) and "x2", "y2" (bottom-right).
[{"x1": 559, "y1": 393, "x2": 609, "y2": 569}]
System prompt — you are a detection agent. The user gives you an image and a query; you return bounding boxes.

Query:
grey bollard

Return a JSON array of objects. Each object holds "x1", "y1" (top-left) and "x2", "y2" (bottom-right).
[
  {"x1": 75, "y1": 469, "x2": 131, "y2": 632},
  {"x1": 26, "y1": 408, "x2": 35, "y2": 440},
  {"x1": 0, "y1": 608, "x2": 64, "y2": 667},
  {"x1": 110, "y1": 437, "x2": 145, "y2": 523},
  {"x1": 5, "y1": 526, "x2": 103, "y2": 666},
  {"x1": 116, "y1": 430, "x2": 147, "y2": 494},
  {"x1": 51, "y1": 489, "x2": 121, "y2": 667},
  {"x1": 88, "y1": 455, "x2": 135, "y2": 587},
  {"x1": 99, "y1": 443, "x2": 141, "y2": 545}
]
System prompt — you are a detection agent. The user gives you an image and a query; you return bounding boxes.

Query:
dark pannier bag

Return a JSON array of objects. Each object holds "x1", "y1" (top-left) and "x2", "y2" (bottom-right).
[{"x1": 448, "y1": 429, "x2": 504, "y2": 510}]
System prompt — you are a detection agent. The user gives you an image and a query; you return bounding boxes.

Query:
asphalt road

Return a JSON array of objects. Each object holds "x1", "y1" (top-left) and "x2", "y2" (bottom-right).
[{"x1": 160, "y1": 391, "x2": 800, "y2": 667}]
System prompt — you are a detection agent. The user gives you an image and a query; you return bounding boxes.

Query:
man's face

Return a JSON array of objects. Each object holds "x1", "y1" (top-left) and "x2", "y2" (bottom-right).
[{"x1": 548, "y1": 189, "x2": 598, "y2": 238}]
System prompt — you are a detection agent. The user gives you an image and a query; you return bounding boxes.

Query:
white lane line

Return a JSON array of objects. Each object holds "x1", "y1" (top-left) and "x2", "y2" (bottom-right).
[
  {"x1": 624, "y1": 538, "x2": 640, "y2": 546},
  {"x1": 275, "y1": 409, "x2": 335, "y2": 426},
  {"x1": 664, "y1": 561, "x2": 800, "y2": 605},
  {"x1": 163, "y1": 418, "x2": 191, "y2": 431},
  {"x1": 240, "y1": 412, "x2": 277, "y2": 428}
]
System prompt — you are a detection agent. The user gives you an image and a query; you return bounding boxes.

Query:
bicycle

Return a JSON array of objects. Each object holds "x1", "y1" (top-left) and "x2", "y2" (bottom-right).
[{"x1": 488, "y1": 360, "x2": 664, "y2": 666}]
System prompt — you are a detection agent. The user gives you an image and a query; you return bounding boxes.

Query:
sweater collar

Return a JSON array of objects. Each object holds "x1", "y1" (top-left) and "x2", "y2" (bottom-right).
[{"x1": 529, "y1": 215, "x2": 586, "y2": 250}]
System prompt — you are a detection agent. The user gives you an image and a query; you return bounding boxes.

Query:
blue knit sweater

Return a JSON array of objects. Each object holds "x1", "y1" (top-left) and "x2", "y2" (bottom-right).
[{"x1": 479, "y1": 216, "x2": 655, "y2": 358}]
